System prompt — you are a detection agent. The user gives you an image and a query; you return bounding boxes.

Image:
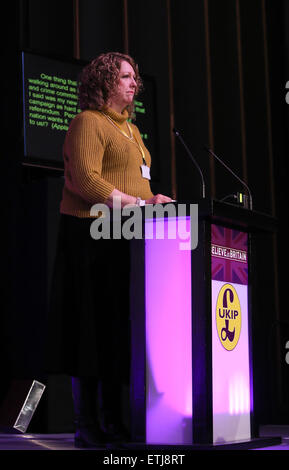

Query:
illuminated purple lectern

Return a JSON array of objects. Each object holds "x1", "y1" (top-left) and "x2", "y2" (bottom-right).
[{"x1": 129, "y1": 200, "x2": 276, "y2": 446}]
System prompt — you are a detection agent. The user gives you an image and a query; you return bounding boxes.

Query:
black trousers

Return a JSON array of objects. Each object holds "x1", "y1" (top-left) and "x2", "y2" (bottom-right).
[{"x1": 46, "y1": 214, "x2": 131, "y2": 384}]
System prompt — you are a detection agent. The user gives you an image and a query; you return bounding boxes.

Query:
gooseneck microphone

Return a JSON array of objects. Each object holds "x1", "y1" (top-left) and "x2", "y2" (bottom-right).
[
  {"x1": 173, "y1": 128, "x2": 206, "y2": 199},
  {"x1": 204, "y1": 146, "x2": 253, "y2": 211}
]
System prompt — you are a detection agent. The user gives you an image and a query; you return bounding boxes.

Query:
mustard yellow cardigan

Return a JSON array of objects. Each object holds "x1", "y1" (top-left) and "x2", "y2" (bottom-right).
[{"x1": 60, "y1": 107, "x2": 154, "y2": 217}]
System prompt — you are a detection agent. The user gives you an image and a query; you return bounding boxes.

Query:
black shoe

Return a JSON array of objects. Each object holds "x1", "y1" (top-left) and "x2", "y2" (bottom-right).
[
  {"x1": 101, "y1": 422, "x2": 130, "y2": 444},
  {"x1": 74, "y1": 425, "x2": 108, "y2": 448},
  {"x1": 98, "y1": 380, "x2": 131, "y2": 444},
  {"x1": 71, "y1": 376, "x2": 107, "y2": 448}
]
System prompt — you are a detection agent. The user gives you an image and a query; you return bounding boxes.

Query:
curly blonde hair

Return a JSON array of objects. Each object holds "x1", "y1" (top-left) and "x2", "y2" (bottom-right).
[{"x1": 78, "y1": 52, "x2": 143, "y2": 118}]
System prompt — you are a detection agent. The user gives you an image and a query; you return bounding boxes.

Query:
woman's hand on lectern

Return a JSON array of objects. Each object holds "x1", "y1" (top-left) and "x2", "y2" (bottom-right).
[{"x1": 145, "y1": 194, "x2": 175, "y2": 204}]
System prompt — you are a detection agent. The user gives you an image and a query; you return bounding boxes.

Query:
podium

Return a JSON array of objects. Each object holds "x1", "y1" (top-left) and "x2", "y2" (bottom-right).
[{"x1": 129, "y1": 199, "x2": 277, "y2": 446}]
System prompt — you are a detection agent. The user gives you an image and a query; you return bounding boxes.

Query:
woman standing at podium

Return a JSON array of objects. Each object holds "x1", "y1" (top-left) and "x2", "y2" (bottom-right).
[{"x1": 47, "y1": 52, "x2": 172, "y2": 448}]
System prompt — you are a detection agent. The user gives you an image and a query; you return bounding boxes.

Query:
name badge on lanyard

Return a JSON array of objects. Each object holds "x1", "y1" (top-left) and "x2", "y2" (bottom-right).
[
  {"x1": 141, "y1": 164, "x2": 151, "y2": 180},
  {"x1": 127, "y1": 122, "x2": 151, "y2": 180}
]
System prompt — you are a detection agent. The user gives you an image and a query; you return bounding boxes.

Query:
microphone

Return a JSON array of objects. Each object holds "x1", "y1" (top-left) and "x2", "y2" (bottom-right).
[
  {"x1": 204, "y1": 146, "x2": 253, "y2": 210},
  {"x1": 173, "y1": 128, "x2": 206, "y2": 199}
]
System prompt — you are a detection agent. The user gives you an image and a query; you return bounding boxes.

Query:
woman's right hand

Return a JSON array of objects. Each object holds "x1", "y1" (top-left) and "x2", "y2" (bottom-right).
[{"x1": 145, "y1": 194, "x2": 175, "y2": 204}]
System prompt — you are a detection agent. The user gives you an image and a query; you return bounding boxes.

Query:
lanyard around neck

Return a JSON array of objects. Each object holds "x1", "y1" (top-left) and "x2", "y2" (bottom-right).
[{"x1": 102, "y1": 112, "x2": 147, "y2": 165}]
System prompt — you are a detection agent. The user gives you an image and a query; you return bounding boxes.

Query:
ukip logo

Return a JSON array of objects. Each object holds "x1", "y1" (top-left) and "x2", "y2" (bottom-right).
[{"x1": 216, "y1": 284, "x2": 241, "y2": 351}]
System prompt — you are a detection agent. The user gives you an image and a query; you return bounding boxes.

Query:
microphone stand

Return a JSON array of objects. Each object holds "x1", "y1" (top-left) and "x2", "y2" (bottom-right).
[
  {"x1": 204, "y1": 146, "x2": 253, "y2": 211},
  {"x1": 173, "y1": 128, "x2": 206, "y2": 200}
]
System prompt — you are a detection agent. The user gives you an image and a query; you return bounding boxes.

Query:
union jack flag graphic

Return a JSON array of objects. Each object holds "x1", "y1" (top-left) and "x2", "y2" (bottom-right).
[{"x1": 211, "y1": 224, "x2": 248, "y2": 285}]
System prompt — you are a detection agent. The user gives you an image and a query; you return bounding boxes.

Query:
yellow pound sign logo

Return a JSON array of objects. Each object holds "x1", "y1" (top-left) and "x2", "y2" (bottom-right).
[{"x1": 216, "y1": 284, "x2": 241, "y2": 351}]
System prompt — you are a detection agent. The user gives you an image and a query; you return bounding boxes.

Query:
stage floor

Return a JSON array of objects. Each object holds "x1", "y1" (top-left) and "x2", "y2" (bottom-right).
[{"x1": 0, "y1": 429, "x2": 288, "y2": 451}]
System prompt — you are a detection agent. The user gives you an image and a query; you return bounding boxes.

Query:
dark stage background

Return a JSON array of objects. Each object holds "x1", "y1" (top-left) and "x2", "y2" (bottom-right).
[{"x1": 1, "y1": 0, "x2": 288, "y2": 433}]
